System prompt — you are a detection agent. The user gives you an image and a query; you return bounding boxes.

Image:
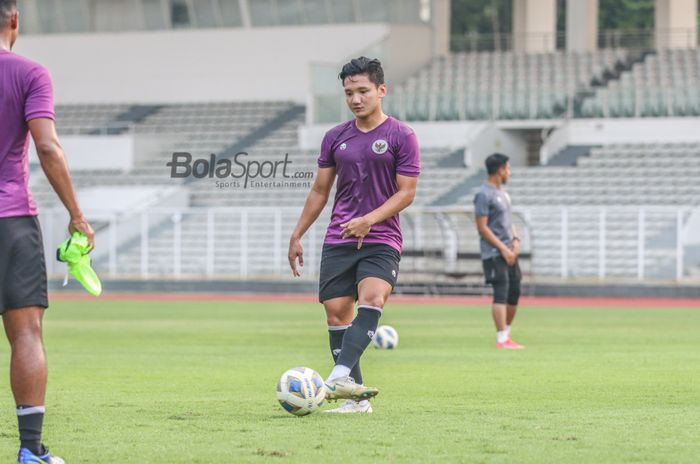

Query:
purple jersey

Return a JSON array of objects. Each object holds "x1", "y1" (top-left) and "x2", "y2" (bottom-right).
[
  {"x1": 317, "y1": 116, "x2": 420, "y2": 253},
  {"x1": 0, "y1": 49, "x2": 55, "y2": 218}
]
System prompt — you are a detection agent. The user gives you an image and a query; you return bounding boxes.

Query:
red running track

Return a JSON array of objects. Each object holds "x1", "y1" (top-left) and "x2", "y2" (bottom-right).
[{"x1": 49, "y1": 292, "x2": 700, "y2": 308}]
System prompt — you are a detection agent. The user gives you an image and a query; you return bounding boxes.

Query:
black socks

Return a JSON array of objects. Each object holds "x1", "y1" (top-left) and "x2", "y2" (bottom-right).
[
  {"x1": 328, "y1": 325, "x2": 363, "y2": 384},
  {"x1": 17, "y1": 405, "x2": 44, "y2": 455},
  {"x1": 336, "y1": 305, "x2": 382, "y2": 375}
]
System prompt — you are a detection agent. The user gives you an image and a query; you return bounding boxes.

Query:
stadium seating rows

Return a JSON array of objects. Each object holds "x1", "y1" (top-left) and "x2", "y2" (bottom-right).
[
  {"x1": 39, "y1": 102, "x2": 466, "y2": 209},
  {"x1": 506, "y1": 143, "x2": 700, "y2": 206},
  {"x1": 32, "y1": 102, "x2": 299, "y2": 205},
  {"x1": 581, "y1": 49, "x2": 700, "y2": 117},
  {"x1": 39, "y1": 92, "x2": 700, "y2": 280},
  {"x1": 383, "y1": 49, "x2": 630, "y2": 120},
  {"x1": 55, "y1": 104, "x2": 130, "y2": 134},
  {"x1": 381, "y1": 48, "x2": 700, "y2": 120},
  {"x1": 452, "y1": 142, "x2": 699, "y2": 278},
  {"x1": 37, "y1": 102, "x2": 470, "y2": 278},
  {"x1": 106, "y1": 118, "x2": 469, "y2": 277}
]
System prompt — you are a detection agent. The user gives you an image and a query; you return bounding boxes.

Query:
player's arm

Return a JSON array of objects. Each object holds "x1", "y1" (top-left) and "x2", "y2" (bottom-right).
[
  {"x1": 28, "y1": 118, "x2": 95, "y2": 247},
  {"x1": 340, "y1": 174, "x2": 417, "y2": 249},
  {"x1": 476, "y1": 216, "x2": 515, "y2": 266},
  {"x1": 511, "y1": 224, "x2": 521, "y2": 256},
  {"x1": 288, "y1": 167, "x2": 336, "y2": 276},
  {"x1": 365, "y1": 174, "x2": 418, "y2": 224}
]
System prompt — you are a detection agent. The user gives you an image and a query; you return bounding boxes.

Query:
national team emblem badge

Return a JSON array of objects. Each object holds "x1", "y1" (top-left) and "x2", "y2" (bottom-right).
[
  {"x1": 340, "y1": 143, "x2": 347, "y2": 150},
  {"x1": 372, "y1": 139, "x2": 388, "y2": 154}
]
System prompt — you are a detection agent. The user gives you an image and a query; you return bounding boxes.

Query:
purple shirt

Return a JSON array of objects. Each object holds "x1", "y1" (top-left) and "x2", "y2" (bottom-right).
[
  {"x1": 318, "y1": 116, "x2": 420, "y2": 253},
  {"x1": 0, "y1": 49, "x2": 55, "y2": 218}
]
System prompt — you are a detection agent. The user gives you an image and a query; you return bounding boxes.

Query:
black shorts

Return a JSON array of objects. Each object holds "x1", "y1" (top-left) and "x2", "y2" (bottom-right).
[
  {"x1": 318, "y1": 243, "x2": 401, "y2": 303},
  {"x1": 482, "y1": 256, "x2": 522, "y2": 285},
  {"x1": 0, "y1": 216, "x2": 49, "y2": 314}
]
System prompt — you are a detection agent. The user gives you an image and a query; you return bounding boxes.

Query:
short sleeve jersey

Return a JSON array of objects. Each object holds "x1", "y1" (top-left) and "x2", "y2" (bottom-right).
[
  {"x1": 317, "y1": 116, "x2": 420, "y2": 253},
  {"x1": 473, "y1": 183, "x2": 514, "y2": 259},
  {"x1": 0, "y1": 49, "x2": 55, "y2": 218}
]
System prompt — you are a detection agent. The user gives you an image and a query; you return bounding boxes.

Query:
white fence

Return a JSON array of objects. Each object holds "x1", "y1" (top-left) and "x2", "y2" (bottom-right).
[
  {"x1": 525, "y1": 207, "x2": 696, "y2": 280},
  {"x1": 39, "y1": 206, "x2": 699, "y2": 282}
]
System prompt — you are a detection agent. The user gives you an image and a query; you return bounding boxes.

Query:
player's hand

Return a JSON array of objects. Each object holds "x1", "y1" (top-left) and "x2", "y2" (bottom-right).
[
  {"x1": 340, "y1": 217, "x2": 372, "y2": 249},
  {"x1": 501, "y1": 247, "x2": 516, "y2": 266},
  {"x1": 69, "y1": 215, "x2": 95, "y2": 250},
  {"x1": 511, "y1": 239, "x2": 521, "y2": 257},
  {"x1": 288, "y1": 236, "x2": 304, "y2": 277}
]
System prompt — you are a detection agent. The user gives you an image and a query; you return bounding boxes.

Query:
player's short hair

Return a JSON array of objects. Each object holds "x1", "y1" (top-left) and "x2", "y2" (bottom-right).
[
  {"x1": 338, "y1": 56, "x2": 385, "y2": 87},
  {"x1": 0, "y1": 0, "x2": 16, "y2": 25},
  {"x1": 485, "y1": 153, "x2": 509, "y2": 175}
]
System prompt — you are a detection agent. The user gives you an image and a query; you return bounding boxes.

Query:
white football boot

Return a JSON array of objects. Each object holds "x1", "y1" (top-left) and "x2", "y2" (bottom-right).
[
  {"x1": 324, "y1": 399, "x2": 373, "y2": 414},
  {"x1": 324, "y1": 376, "x2": 379, "y2": 401}
]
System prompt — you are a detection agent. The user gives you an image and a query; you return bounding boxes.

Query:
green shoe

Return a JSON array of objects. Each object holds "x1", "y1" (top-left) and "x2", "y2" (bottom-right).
[{"x1": 57, "y1": 232, "x2": 102, "y2": 296}]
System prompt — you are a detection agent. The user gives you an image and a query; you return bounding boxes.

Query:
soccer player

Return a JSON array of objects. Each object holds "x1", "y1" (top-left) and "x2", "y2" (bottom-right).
[
  {"x1": 288, "y1": 57, "x2": 420, "y2": 413},
  {"x1": 1, "y1": 2, "x2": 95, "y2": 462},
  {"x1": 474, "y1": 153, "x2": 524, "y2": 349}
]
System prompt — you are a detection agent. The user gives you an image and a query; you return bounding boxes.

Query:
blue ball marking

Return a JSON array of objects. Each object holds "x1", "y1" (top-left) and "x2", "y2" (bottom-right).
[
  {"x1": 280, "y1": 401, "x2": 295, "y2": 412},
  {"x1": 289, "y1": 379, "x2": 302, "y2": 394}
]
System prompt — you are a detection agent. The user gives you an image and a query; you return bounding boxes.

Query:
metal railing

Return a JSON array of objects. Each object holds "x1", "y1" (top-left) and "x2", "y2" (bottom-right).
[
  {"x1": 525, "y1": 206, "x2": 695, "y2": 281},
  {"x1": 39, "y1": 205, "x2": 699, "y2": 283}
]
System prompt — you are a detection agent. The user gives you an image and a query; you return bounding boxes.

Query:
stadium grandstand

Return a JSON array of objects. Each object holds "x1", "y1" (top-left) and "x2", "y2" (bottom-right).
[
  {"x1": 13, "y1": 0, "x2": 700, "y2": 296},
  {"x1": 4, "y1": 2, "x2": 700, "y2": 463}
]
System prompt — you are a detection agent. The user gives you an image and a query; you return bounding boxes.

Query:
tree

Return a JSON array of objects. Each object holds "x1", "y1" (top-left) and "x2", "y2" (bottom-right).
[
  {"x1": 598, "y1": 0, "x2": 655, "y2": 31},
  {"x1": 451, "y1": 0, "x2": 657, "y2": 37}
]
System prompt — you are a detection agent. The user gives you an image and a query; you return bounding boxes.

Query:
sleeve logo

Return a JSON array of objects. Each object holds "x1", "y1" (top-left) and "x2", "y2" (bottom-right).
[{"x1": 372, "y1": 139, "x2": 388, "y2": 155}]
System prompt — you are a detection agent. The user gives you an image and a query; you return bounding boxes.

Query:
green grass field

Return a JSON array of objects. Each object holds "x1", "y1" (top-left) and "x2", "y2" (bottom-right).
[{"x1": 1, "y1": 299, "x2": 699, "y2": 463}]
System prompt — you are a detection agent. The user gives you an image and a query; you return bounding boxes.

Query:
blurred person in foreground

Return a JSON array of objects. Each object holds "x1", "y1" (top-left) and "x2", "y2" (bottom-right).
[{"x1": 1, "y1": 1, "x2": 94, "y2": 462}]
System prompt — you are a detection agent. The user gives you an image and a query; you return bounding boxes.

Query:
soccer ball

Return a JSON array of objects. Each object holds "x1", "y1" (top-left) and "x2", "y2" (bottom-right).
[
  {"x1": 276, "y1": 367, "x2": 326, "y2": 416},
  {"x1": 373, "y1": 325, "x2": 399, "y2": 349}
]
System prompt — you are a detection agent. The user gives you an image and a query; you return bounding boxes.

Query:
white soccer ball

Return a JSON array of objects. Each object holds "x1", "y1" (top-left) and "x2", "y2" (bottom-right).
[
  {"x1": 276, "y1": 367, "x2": 326, "y2": 416},
  {"x1": 373, "y1": 325, "x2": 399, "y2": 349}
]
